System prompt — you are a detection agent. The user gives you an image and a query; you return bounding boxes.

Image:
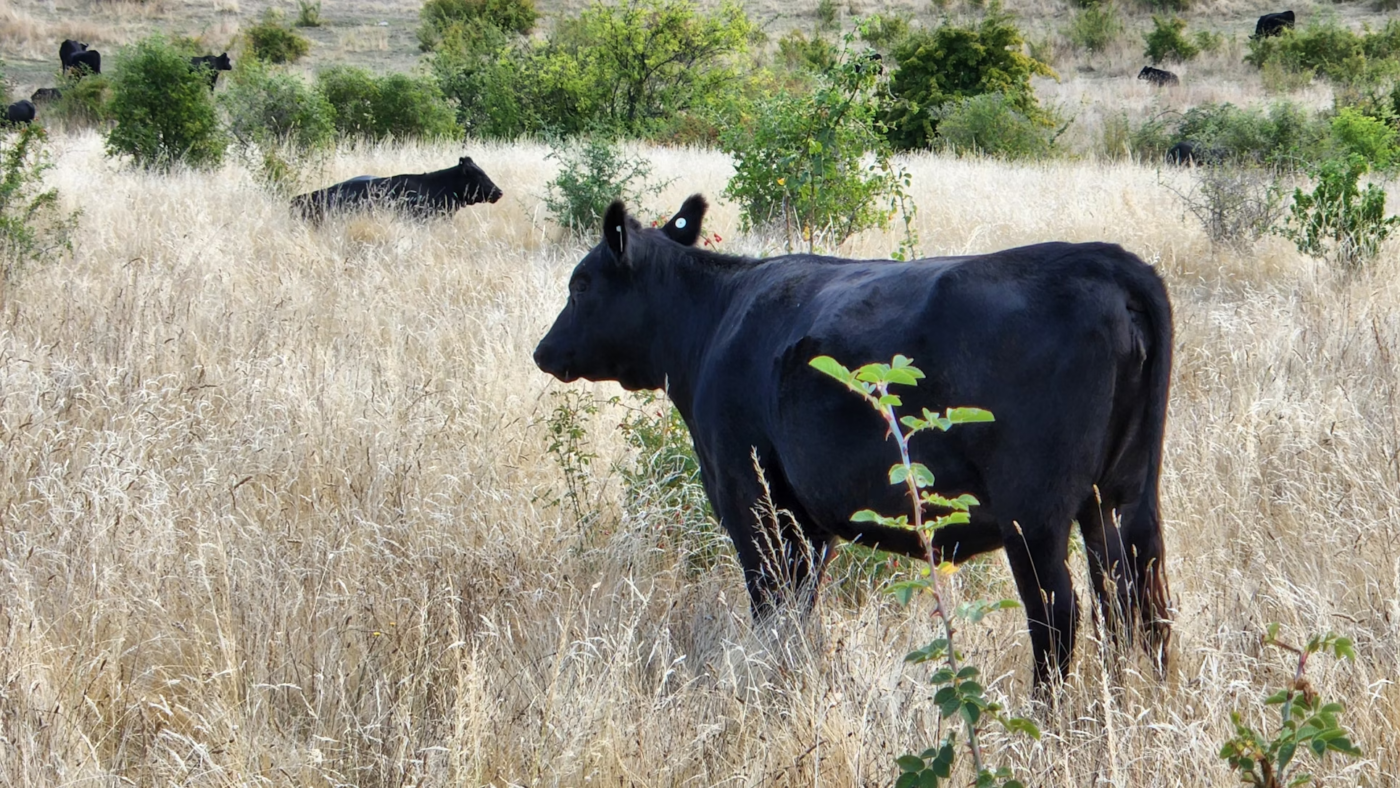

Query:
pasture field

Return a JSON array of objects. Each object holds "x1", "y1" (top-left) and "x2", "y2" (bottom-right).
[{"x1": 0, "y1": 130, "x2": 1398, "y2": 786}]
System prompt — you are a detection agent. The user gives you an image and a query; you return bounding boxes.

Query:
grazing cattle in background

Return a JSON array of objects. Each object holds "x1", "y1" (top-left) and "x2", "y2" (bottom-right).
[
  {"x1": 1138, "y1": 66, "x2": 1179, "y2": 86},
  {"x1": 31, "y1": 88, "x2": 62, "y2": 103},
  {"x1": 59, "y1": 39, "x2": 88, "y2": 69},
  {"x1": 5, "y1": 100, "x2": 37, "y2": 124},
  {"x1": 1166, "y1": 140, "x2": 1228, "y2": 166},
  {"x1": 291, "y1": 157, "x2": 503, "y2": 222},
  {"x1": 68, "y1": 48, "x2": 102, "y2": 76},
  {"x1": 1254, "y1": 10, "x2": 1295, "y2": 38},
  {"x1": 533, "y1": 195, "x2": 1176, "y2": 689},
  {"x1": 190, "y1": 53, "x2": 233, "y2": 90}
]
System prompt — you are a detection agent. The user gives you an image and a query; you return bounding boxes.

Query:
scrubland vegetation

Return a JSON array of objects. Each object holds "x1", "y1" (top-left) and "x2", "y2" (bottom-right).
[{"x1": 3, "y1": 0, "x2": 1400, "y2": 784}]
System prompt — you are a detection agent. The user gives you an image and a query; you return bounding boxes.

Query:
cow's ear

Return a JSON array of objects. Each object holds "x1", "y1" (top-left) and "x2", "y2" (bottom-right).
[
  {"x1": 660, "y1": 194, "x2": 708, "y2": 246},
  {"x1": 603, "y1": 200, "x2": 629, "y2": 266}
]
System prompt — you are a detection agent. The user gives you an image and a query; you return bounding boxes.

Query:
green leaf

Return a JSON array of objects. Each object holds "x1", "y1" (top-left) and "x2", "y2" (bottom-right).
[
  {"x1": 1333, "y1": 637, "x2": 1355, "y2": 660},
  {"x1": 890, "y1": 465, "x2": 910, "y2": 486},
  {"x1": 895, "y1": 772, "x2": 920, "y2": 788},
  {"x1": 897, "y1": 755, "x2": 924, "y2": 773},
  {"x1": 889, "y1": 579, "x2": 930, "y2": 606},
  {"x1": 809, "y1": 355, "x2": 851, "y2": 383},
  {"x1": 878, "y1": 393, "x2": 904, "y2": 408},
  {"x1": 1003, "y1": 716, "x2": 1041, "y2": 740},
  {"x1": 910, "y1": 463, "x2": 936, "y2": 488},
  {"x1": 1264, "y1": 689, "x2": 1290, "y2": 705},
  {"x1": 946, "y1": 406, "x2": 995, "y2": 423},
  {"x1": 855, "y1": 363, "x2": 891, "y2": 383}
]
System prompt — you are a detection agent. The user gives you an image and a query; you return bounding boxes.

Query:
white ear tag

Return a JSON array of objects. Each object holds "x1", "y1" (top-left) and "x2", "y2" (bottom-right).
[
  {"x1": 615, "y1": 226, "x2": 622, "y2": 234},
  {"x1": 675, "y1": 218, "x2": 687, "y2": 229}
]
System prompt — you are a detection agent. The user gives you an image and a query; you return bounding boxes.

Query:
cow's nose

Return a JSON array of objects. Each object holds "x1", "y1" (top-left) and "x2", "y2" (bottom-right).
[{"x1": 488, "y1": 188, "x2": 503, "y2": 203}]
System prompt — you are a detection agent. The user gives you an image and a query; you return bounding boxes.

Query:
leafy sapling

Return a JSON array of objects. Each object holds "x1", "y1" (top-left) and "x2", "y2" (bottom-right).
[
  {"x1": 1219, "y1": 625, "x2": 1364, "y2": 788},
  {"x1": 810, "y1": 354, "x2": 1038, "y2": 788}
]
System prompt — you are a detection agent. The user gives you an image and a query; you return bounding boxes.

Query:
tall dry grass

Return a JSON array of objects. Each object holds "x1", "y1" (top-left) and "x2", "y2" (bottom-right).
[{"x1": 1, "y1": 131, "x2": 1398, "y2": 786}]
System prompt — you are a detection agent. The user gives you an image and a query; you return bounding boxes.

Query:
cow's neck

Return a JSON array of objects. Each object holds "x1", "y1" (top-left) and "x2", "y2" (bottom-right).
[{"x1": 639, "y1": 251, "x2": 749, "y2": 414}]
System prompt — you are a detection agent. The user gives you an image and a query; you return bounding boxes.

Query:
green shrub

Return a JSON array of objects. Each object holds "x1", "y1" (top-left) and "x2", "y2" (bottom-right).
[
  {"x1": 778, "y1": 29, "x2": 838, "y2": 72},
  {"x1": 246, "y1": 10, "x2": 311, "y2": 64},
  {"x1": 882, "y1": 9, "x2": 1055, "y2": 150},
  {"x1": 1144, "y1": 15, "x2": 1199, "y2": 64},
  {"x1": 1, "y1": 125, "x2": 75, "y2": 285},
  {"x1": 1066, "y1": 2, "x2": 1122, "y2": 54},
  {"x1": 106, "y1": 36, "x2": 227, "y2": 169},
  {"x1": 816, "y1": 0, "x2": 839, "y2": 30},
  {"x1": 48, "y1": 72, "x2": 113, "y2": 129},
  {"x1": 545, "y1": 135, "x2": 662, "y2": 234},
  {"x1": 935, "y1": 92, "x2": 1057, "y2": 159},
  {"x1": 1247, "y1": 19, "x2": 1400, "y2": 87},
  {"x1": 859, "y1": 13, "x2": 911, "y2": 50},
  {"x1": 1282, "y1": 154, "x2": 1399, "y2": 271},
  {"x1": 723, "y1": 49, "x2": 909, "y2": 251},
  {"x1": 317, "y1": 66, "x2": 459, "y2": 141},
  {"x1": 295, "y1": 0, "x2": 323, "y2": 27},
  {"x1": 428, "y1": 20, "x2": 533, "y2": 138},
  {"x1": 222, "y1": 59, "x2": 335, "y2": 150},
  {"x1": 1175, "y1": 100, "x2": 1327, "y2": 166},
  {"x1": 1329, "y1": 107, "x2": 1398, "y2": 170},
  {"x1": 418, "y1": 0, "x2": 537, "y2": 51}
]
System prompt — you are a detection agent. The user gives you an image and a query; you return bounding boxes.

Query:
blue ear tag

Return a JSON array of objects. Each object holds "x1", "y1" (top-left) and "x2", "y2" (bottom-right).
[{"x1": 676, "y1": 218, "x2": 686, "y2": 229}]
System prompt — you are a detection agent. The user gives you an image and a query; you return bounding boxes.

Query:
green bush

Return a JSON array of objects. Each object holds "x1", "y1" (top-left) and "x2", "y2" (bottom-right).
[
  {"x1": 882, "y1": 9, "x2": 1055, "y2": 150},
  {"x1": 1066, "y1": 2, "x2": 1122, "y2": 54},
  {"x1": 428, "y1": 20, "x2": 533, "y2": 138},
  {"x1": 1329, "y1": 107, "x2": 1398, "y2": 170},
  {"x1": 859, "y1": 13, "x2": 911, "y2": 50},
  {"x1": 246, "y1": 10, "x2": 311, "y2": 64},
  {"x1": 779, "y1": 29, "x2": 839, "y2": 72},
  {"x1": 1144, "y1": 15, "x2": 1199, "y2": 64},
  {"x1": 934, "y1": 92, "x2": 1056, "y2": 159},
  {"x1": 545, "y1": 135, "x2": 661, "y2": 237},
  {"x1": 222, "y1": 59, "x2": 335, "y2": 150},
  {"x1": 295, "y1": 0, "x2": 323, "y2": 27},
  {"x1": 1247, "y1": 19, "x2": 1400, "y2": 87},
  {"x1": 317, "y1": 66, "x2": 459, "y2": 141},
  {"x1": 418, "y1": 0, "x2": 537, "y2": 51},
  {"x1": 1281, "y1": 154, "x2": 1399, "y2": 271},
  {"x1": 106, "y1": 36, "x2": 227, "y2": 169},
  {"x1": 1, "y1": 125, "x2": 75, "y2": 284},
  {"x1": 722, "y1": 50, "x2": 908, "y2": 251},
  {"x1": 1173, "y1": 101, "x2": 1328, "y2": 166}
]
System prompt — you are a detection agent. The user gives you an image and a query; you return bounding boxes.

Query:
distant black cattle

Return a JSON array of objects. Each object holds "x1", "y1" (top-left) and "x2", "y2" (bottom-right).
[
  {"x1": 1254, "y1": 10, "x2": 1295, "y2": 38},
  {"x1": 533, "y1": 195, "x2": 1176, "y2": 689},
  {"x1": 190, "y1": 53, "x2": 233, "y2": 90},
  {"x1": 5, "y1": 100, "x2": 36, "y2": 125},
  {"x1": 1166, "y1": 140, "x2": 1228, "y2": 166},
  {"x1": 59, "y1": 39, "x2": 88, "y2": 69},
  {"x1": 291, "y1": 157, "x2": 504, "y2": 222},
  {"x1": 31, "y1": 88, "x2": 62, "y2": 103},
  {"x1": 1138, "y1": 66, "x2": 1179, "y2": 86},
  {"x1": 68, "y1": 48, "x2": 102, "y2": 76}
]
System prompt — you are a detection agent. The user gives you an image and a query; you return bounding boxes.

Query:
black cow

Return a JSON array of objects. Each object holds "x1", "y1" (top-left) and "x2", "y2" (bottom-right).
[
  {"x1": 1254, "y1": 10, "x2": 1295, "y2": 38},
  {"x1": 534, "y1": 196, "x2": 1175, "y2": 689},
  {"x1": 1137, "y1": 66, "x2": 1179, "y2": 86},
  {"x1": 190, "y1": 53, "x2": 233, "y2": 90},
  {"x1": 290, "y1": 157, "x2": 503, "y2": 222},
  {"x1": 59, "y1": 39, "x2": 88, "y2": 69},
  {"x1": 1166, "y1": 140, "x2": 1228, "y2": 166},
  {"x1": 5, "y1": 100, "x2": 37, "y2": 124},
  {"x1": 31, "y1": 88, "x2": 62, "y2": 103},
  {"x1": 68, "y1": 48, "x2": 102, "y2": 76}
]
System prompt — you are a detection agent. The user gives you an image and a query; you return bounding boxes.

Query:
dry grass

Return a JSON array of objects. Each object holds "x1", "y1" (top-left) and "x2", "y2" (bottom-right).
[{"x1": 1, "y1": 131, "x2": 1397, "y2": 786}]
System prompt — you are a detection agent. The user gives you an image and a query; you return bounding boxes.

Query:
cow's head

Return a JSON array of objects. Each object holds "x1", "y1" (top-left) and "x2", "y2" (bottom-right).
[
  {"x1": 533, "y1": 194, "x2": 708, "y2": 391},
  {"x1": 214, "y1": 53, "x2": 233, "y2": 71},
  {"x1": 458, "y1": 156, "x2": 503, "y2": 204}
]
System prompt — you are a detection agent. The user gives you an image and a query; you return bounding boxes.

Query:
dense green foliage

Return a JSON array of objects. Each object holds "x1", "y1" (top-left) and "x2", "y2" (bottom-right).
[
  {"x1": 1246, "y1": 18, "x2": 1400, "y2": 87},
  {"x1": 1143, "y1": 15, "x2": 1199, "y2": 64},
  {"x1": 221, "y1": 59, "x2": 335, "y2": 150},
  {"x1": 935, "y1": 92, "x2": 1057, "y2": 159},
  {"x1": 1066, "y1": 3, "x2": 1123, "y2": 54},
  {"x1": 246, "y1": 10, "x2": 312, "y2": 64},
  {"x1": 1282, "y1": 154, "x2": 1399, "y2": 271},
  {"x1": 316, "y1": 66, "x2": 459, "y2": 141},
  {"x1": 881, "y1": 11, "x2": 1055, "y2": 151},
  {"x1": 105, "y1": 36, "x2": 227, "y2": 169},
  {"x1": 418, "y1": 0, "x2": 537, "y2": 50},
  {"x1": 722, "y1": 50, "x2": 908, "y2": 251},
  {"x1": 544, "y1": 135, "x2": 662, "y2": 234},
  {"x1": 1, "y1": 125, "x2": 73, "y2": 283}
]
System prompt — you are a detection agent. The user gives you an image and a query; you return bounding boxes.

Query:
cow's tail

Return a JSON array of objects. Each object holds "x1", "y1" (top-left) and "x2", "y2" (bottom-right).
[{"x1": 1122, "y1": 253, "x2": 1174, "y2": 675}]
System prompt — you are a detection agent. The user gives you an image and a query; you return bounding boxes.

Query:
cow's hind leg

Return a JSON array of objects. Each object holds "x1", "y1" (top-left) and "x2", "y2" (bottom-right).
[
  {"x1": 1077, "y1": 494, "x2": 1134, "y2": 647},
  {"x1": 1119, "y1": 496, "x2": 1172, "y2": 674},
  {"x1": 1002, "y1": 517, "x2": 1078, "y2": 688}
]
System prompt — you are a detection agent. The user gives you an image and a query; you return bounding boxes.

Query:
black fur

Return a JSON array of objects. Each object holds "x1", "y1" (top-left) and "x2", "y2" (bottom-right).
[
  {"x1": 1137, "y1": 66, "x2": 1179, "y2": 86},
  {"x1": 1254, "y1": 10, "x2": 1295, "y2": 38},
  {"x1": 190, "y1": 53, "x2": 233, "y2": 90},
  {"x1": 5, "y1": 100, "x2": 36, "y2": 124},
  {"x1": 291, "y1": 157, "x2": 503, "y2": 222}
]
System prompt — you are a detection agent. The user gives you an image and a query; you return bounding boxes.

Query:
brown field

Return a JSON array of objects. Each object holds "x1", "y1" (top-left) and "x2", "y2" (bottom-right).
[
  {"x1": 4, "y1": 0, "x2": 1400, "y2": 784},
  {"x1": 1, "y1": 130, "x2": 1397, "y2": 786}
]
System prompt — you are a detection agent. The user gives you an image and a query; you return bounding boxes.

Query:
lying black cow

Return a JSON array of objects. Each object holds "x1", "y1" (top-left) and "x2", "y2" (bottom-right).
[
  {"x1": 291, "y1": 157, "x2": 503, "y2": 222},
  {"x1": 5, "y1": 100, "x2": 36, "y2": 125},
  {"x1": 31, "y1": 88, "x2": 62, "y2": 103},
  {"x1": 1166, "y1": 140, "x2": 1228, "y2": 166},
  {"x1": 1138, "y1": 66, "x2": 1179, "y2": 86},
  {"x1": 534, "y1": 196, "x2": 1175, "y2": 689},
  {"x1": 1254, "y1": 10, "x2": 1295, "y2": 38},
  {"x1": 190, "y1": 53, "x2": 233, "y2": 90}
]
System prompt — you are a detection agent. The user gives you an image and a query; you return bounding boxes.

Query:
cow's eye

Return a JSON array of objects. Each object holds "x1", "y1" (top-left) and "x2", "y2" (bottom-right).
[{"x1": 571, "y1": 276, "x2": 590, "y2": 294}]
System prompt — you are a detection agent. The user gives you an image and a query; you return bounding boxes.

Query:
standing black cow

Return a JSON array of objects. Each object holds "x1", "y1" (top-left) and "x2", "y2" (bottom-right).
[
  {"x1": 59, "y1": 39, "x2": 88, "y2": 69},
  {"x1": 1254, "y1": 10, "x2": 1295, "y2": 38},
  {"x1": 1138, "y1": 66, "x2": 1179, "y2": 86},
  {"x1": 1166, "y1": 140, "x2": 1228, "y2": 166},
  {"x1": 290, "y1": 157, "x2": 503, "y2": 222},
  {"x1": 68, "y1": 49, "x2": 102, "y2": 76},
  {"x1": 4, "y1": 100, "x2": 37, "y2": 124},
  {"x1": 534, "y1": 196, "x2": 1175, "y2": 689},
  {"x1": 190, "y1": 53, "x2": 233, "y2": 90}
]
